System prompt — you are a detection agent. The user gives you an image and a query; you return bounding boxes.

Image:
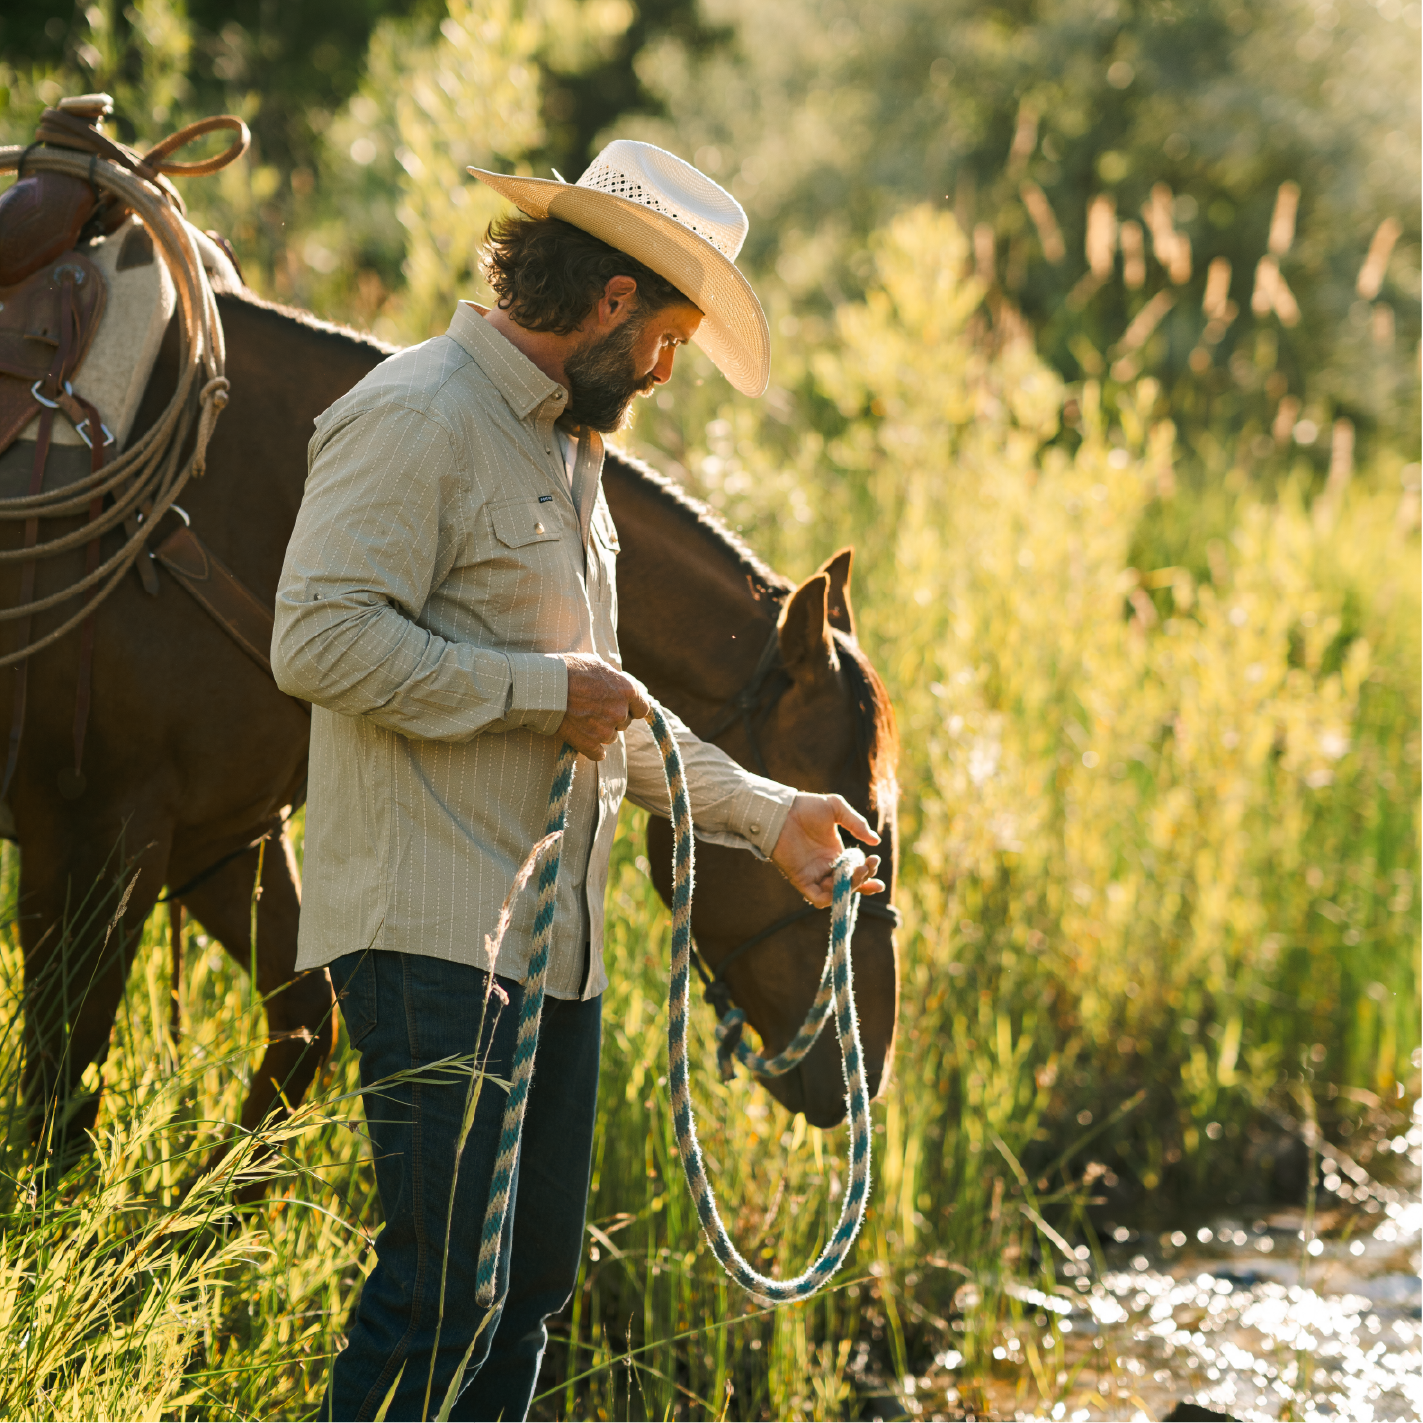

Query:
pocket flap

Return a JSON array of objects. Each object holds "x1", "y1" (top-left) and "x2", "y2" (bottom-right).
[
  {"x1": 490, "y1": 498, "x2": 561, "y2": 549},
  {"x1": 596, "y1": 512, "x2": 620, "y2": 551}
]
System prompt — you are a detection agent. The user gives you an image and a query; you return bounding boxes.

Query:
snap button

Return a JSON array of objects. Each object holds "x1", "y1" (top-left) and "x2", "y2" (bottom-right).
[
  {"x1": 534, "y1": 521, "x2": 545, "y2": 534},
  {"x1": 749, "y1": 822, "x2": 761, "y2": 835}
]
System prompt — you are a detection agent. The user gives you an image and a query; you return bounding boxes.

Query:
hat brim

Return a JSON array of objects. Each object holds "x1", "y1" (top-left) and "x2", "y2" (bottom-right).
[{"x1": 468, "y1": 166, "x2": 770, "y2": 397}]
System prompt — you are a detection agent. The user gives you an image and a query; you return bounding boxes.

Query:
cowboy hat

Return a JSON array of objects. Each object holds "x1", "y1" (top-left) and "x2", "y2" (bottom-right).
[{"x1": 468, "y1": 140, "x2": 770, "y2": 397}]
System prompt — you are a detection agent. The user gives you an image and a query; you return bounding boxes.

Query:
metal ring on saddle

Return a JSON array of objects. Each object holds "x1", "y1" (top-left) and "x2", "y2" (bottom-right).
[
  {"x1": 74, "y1": 417, "x2": 115, "y2": 450},
  {"x1": 29, "y1": 379, "x2": 64, "y2": 409}
]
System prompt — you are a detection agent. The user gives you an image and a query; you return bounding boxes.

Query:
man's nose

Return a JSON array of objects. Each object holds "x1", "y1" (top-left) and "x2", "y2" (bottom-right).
[{"x1": 651, "y1": 345, "x2": 677, "y2": 385}]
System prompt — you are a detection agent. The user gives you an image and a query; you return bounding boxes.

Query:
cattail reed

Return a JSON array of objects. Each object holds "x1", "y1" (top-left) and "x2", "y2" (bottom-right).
[
  {"x1": 1252, "y1": 256, "x2": 1277, "y2": 316},
  {"x1": 1357, "y1": 217, "x2": 1401, "y2": 299},
  {"x1": 1273, "y1": 267, "x2": 1300, "y2": 326},
  {"x1": 1118, "y1": 290, "x2": 1175, "y2": 353},
  {"x1": 1020, "y1": 182, "x2": 1065, "y2": 263},
  {"x1": 1273, "y1": 394, "x2": 1301, "y2": 444},
  {"x1": 1007, "y1": 103, "x2": 1038, "y2": 173},
  {"x1": 1119, "y1": 219, "x2": 1146, "y2": 289},
  {"x1": 1268, "y1": 182, "x2": 1300, "y2": 255},
  {"x1": 1141, "y1": 182, "x2": 1189, "y2": 282},
  {"x1": 1086, "y1": 195, "x2": 1117, "y2": 278},
  {"x1": 1203, "y1": 256, "x2": 1233, "y2": 320},
  {"x1": 1168, "y1": 231, "x2": 1191, "y2": 286}
]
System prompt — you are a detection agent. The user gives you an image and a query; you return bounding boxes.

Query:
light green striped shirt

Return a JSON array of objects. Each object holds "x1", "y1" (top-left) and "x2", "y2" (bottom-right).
[{"x1": 273, "y1": 302, "x2": 793, "y2": 998}]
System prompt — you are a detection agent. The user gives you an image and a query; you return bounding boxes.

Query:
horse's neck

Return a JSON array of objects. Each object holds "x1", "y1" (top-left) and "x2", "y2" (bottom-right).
[
  {"x1": 164, "y1": 295, "x2": 390, "y2": 584},
  {"x1": 605, "y1": 460, "x2": 781, "y2": 728}
]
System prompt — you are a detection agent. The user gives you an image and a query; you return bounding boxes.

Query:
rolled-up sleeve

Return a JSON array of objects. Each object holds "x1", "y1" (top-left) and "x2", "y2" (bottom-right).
[
  {"x1": 623, "y1": 711, "x2": 795, "y2": 859},
  {"x1": 272, "y1": 402, "x2": 567, "y2": 740}
]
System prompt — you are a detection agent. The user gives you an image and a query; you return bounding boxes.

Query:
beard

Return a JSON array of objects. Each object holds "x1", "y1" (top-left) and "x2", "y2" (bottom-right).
[{"x1": 562, "y1": 314, "x2": 656, "y2": 433}]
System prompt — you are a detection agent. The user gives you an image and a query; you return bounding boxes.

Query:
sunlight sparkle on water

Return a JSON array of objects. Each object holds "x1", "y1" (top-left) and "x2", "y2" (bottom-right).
[{"x1": 965, "y1": 1200, "x2": 1421, "y2": 1423}]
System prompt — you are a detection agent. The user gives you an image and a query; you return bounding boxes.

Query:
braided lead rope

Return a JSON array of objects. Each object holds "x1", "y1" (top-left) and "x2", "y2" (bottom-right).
[
  {"x1": 473, "y1": 743, "x2": 577, "y2": 1306},
  {"x1": 475, "y1": 705, "x2": 871, "y2": 1308},
  {"x1": 648, "y1": 702, "x2": 872, "y2": 1304},
  {"x1": 713, "y1": 958, "x2": 833, "y2": 1081}
]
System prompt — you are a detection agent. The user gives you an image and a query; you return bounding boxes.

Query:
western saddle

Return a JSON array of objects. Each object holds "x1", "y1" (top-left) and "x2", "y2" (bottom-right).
[{"x1": 0, "y1": 94, "x2": 282, "y2": 827}]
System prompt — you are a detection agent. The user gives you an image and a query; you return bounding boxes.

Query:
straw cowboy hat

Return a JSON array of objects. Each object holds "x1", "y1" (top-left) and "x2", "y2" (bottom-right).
[{"x1": 468, "y1": 140, "x2": 770, "y2": 397}]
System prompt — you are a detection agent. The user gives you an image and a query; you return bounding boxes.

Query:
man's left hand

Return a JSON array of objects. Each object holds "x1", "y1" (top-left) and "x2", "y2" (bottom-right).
[{"x1": 770, "y1": 794, "x2": 885, "y2": 909}]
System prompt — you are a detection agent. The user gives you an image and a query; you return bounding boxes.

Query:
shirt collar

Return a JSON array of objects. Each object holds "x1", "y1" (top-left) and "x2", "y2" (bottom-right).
[{"x1": 447, "y1": 301, "x2": 567, "y2": 421}]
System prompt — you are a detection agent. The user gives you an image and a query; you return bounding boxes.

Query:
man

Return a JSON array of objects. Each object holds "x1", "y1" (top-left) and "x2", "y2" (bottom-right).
[{"x1": 272, "y1": 139, "x2": 883, "y2": 1422}]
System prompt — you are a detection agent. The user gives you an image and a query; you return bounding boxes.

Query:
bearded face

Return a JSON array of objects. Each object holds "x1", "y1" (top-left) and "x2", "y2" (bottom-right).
[{"x1": 562, "y1": 310, "x2": 658, "y2": 433}]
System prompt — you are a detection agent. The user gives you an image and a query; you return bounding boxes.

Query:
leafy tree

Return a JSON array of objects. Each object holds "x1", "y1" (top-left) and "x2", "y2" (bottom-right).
[
  {"x1": 625, "y1": 0, "x2": 1421, "y2": 463},
  {"x1": 537, "y1": 0, "x2": 730, "y2": 177}
]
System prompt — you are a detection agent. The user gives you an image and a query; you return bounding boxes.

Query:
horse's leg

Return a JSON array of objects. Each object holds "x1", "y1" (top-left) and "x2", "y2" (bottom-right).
[
  {"x1": 19, "y1": 813, "x2": 170, "y2": 1173},
  {"x1": 171, "y1": 824, "x2": 335, "y2": 1197}
]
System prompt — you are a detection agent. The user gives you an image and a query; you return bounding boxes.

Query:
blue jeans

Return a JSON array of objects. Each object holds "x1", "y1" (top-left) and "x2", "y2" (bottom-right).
[{"x1": 328, "y1": 949, "x2": 601, "y2": 1422}]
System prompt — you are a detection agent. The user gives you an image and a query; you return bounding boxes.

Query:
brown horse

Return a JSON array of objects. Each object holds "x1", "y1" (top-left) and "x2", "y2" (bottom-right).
[
  {"x1": 0, "y1": 285, "x2": 898, "y2": 1165},
  {"x1": 605, "y1": 455, "x2": 900, "y2": 1125}
]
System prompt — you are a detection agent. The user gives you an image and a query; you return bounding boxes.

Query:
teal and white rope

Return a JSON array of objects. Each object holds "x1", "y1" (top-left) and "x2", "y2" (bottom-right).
[
  {"x1": 475, "y1": 703, "x2": 871, "y2": 1308},
  {"x1": 474, "y1": 743, "x2": 577, "y2": 1306},
  {"x1": 713, "y1": 957, "x2": 834, "y2": 1082}
]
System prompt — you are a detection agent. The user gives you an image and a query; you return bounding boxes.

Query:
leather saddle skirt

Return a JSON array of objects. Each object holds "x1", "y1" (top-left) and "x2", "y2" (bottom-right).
[{"x1": 0, "y1": 251, "x2": 107, "y2": 454}]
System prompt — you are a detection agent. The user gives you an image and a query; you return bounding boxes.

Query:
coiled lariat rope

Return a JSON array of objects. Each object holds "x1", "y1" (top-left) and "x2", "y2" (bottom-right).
[
  {"x1": 0, "y1": 143, "x2": 231, "y2": 667},
  {"x1": 475, "y1": 703, "x2": 871, "y2": 1307}
]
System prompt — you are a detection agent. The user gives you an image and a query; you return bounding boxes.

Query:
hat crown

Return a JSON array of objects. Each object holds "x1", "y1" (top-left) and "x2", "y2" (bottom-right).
[{"x1": 576, "y1": 140, "x2": 748, "y2": 262}]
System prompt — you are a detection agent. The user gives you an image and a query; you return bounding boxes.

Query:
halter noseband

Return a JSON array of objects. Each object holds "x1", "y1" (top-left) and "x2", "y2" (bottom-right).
[{"x1": 691, "y1": 619, "x2": 902, "y2": 1051}]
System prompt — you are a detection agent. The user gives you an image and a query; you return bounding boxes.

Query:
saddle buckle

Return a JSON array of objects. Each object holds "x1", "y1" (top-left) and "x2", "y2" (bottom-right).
[{"x1": 74, "y1": 417, "x2": 115, "y2": 450}]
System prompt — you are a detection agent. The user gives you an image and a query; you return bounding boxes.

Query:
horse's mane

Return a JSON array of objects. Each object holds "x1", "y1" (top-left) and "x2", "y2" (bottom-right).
[
  {"x1": 217, "y1": 285, "x2": 402, "y2": 357},
  {"x1": 835, "y1": 632, "x2": 900, "y2": 818},
  {"x1": 604, "y1": 447, "x2": 899, "y2": 814},
  {"x1": 604, "y1": 446, "x2": 791, "y2": 606}
]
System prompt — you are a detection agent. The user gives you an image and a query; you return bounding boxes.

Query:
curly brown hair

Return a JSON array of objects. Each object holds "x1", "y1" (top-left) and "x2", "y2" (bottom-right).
[{"x1": 482, "y1": 212, "x2": 693, "y2": 334}]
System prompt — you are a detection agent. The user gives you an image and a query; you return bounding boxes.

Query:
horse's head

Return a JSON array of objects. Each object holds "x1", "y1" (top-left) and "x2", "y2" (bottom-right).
[{"x1": 648, "y1": 549, "x2": 900, "y2": 1127}]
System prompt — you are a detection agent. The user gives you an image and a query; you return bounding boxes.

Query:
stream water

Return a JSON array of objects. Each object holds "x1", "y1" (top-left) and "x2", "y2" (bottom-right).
[{"x1": 903, "y1": 1109, "x2": 1421, "y2": 1421}]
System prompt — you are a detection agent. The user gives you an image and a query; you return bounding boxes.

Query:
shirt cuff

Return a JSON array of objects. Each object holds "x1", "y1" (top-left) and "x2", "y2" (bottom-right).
[
  {"x1": 504, "y1": 652, "x2": 567, "y2": 736},
  {"x1": 729, "y1": 779, "x2": 797, "y2": 859}
]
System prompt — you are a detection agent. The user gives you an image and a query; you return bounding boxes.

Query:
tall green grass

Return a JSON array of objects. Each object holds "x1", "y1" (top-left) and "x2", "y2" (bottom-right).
[{"x1": 0, "y1": 205, "x2": 1414, "y2": 1420}]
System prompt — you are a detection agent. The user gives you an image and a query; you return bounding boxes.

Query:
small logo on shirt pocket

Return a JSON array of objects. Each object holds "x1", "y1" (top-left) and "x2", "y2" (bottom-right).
[{"x1": 538, "y1": 494, "x2": 554, "y2": 502}]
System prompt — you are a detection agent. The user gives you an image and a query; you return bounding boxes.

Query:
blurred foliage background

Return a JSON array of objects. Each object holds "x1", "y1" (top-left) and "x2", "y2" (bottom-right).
[{"x1": 0, "y1": 1, "x2": 1418, "y2": 1418}]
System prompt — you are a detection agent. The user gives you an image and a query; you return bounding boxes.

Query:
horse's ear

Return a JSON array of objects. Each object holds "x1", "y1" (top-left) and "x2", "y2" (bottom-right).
[
  {"x1": 817, "y1": 547, "x2": 855, "y2": 637},
  {"x1": 779, "y1": 573, "x2": 837, "y2": 678}
]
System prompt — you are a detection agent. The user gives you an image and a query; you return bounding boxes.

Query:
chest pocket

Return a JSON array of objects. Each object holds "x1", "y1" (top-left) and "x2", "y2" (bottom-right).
[
  {"x1": 592, "y1": 508, "x2": 620, "y2": 555},
  {"x1": 476, "y1": 495, "x2": 575, "y2": 634},
  {"x1": 490, "y1": 498, "x2": 563, "y2": 549}
]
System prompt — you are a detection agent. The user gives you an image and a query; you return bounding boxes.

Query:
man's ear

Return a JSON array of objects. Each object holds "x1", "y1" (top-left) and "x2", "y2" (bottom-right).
[
  {"x1": 779, "y1": 573, "x2": 838, "y2": 679},
  {"x1": 816, "y1": 547, "x2": 855, "y2": 637},
  {"x1": 600, "y1": 274, "x2": 640, "y2": 326}
]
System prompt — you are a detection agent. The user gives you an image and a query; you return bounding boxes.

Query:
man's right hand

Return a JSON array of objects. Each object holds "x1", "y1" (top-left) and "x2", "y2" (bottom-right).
[{"x1": 557, "y1": 654, "x2": 650, "y2": 761}]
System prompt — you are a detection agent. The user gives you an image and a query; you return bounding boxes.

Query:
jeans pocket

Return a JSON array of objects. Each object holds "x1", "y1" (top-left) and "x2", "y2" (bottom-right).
[{"x1": 331, "y1": 950, "x2": 379, "y2": 1049}]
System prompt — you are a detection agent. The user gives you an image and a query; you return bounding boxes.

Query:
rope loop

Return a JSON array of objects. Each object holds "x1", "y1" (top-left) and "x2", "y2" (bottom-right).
[
  {"x1": 476, "y1": 702, "x2": 873, "y2": 1308},
  {"x1": 0, "y1": 143, "x2": 230, "y2": 668},
  {"x1": 201, "y1": 375, "x2": 231, "y2": 409},
  {"x1": 714, "y1": 1007, "x2": 746, "y2": 1081}
]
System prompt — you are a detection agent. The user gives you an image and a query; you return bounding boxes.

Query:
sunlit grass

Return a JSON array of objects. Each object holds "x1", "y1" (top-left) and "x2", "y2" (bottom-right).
[{"x1": 0, "y1": 202, "x2": 1412, "y2": 1422}]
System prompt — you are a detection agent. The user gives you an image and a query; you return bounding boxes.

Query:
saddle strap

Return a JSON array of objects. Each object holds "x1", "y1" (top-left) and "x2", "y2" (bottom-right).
[
  {"x1": 0, "y1": 407, "x2": 56, "y2": 807},
  {"x1": 64, "y1": 386, "x2": 110, "y2": 801},
  {"x1": 152, "y1": 522, "x2": 275, "y2": 674}
]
